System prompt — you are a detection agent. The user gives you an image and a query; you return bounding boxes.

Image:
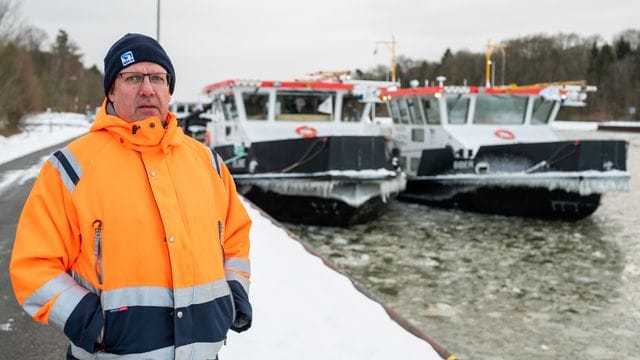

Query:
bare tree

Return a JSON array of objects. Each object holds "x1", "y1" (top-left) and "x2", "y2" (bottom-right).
[
  {"x1": 0, "y1": 40, "x2": 43, "y2": 132},
  {"x1": 0, "y1": 0, "x2": 22, "y2": 44}
]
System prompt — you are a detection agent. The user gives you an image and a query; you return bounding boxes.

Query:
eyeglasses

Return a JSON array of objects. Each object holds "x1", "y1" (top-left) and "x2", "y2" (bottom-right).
[{"x1": 117, "y1": 72, "x2": 171, "y2": 86}]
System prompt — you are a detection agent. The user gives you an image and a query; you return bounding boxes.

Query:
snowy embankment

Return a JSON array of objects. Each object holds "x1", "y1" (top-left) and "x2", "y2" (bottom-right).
[
  {"x1": 1, "y1": 112, "x2": 447, "y2": 359},
  {"x1": 0, "y1": 112, "x2": 90, "y2": 166},
  {"x1": 553, "y1": 120, "x2": 599, "y2": 131},
  {"x1": 223, "y1": 203, "x2": 444, "y2": 359}
]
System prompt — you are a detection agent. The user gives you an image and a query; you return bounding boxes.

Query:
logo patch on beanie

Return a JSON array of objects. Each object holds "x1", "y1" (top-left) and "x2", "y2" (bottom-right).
[{"x1": 120, "y1": 51, "x2": 135, "y2": 66}]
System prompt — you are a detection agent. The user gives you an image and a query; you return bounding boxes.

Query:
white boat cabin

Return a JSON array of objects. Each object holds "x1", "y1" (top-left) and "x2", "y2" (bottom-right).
[
  {"x1": 380, "y1": 84, "x2": 595, "y2": 176},
  {"x1": 202, "y1": 79, "x2": 395, "y2": 147},
  {"x1": 170, "y1": 101, "x2": 202, "y2": 119}
]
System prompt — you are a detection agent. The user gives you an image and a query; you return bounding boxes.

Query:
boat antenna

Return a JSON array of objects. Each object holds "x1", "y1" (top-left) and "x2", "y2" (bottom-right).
[
  {"x1": 375, "y1": 35, "x2": 398, "y2": 83},
  {"x1": 485, "y1": 40, "x2": 506, "y2": 87}
]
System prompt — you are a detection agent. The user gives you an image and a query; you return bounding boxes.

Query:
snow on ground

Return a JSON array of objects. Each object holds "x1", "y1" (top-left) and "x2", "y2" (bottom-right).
[
  {"x1": 553, "y1": 120, "x2": 599, "y2": 131},
  {"x1": 597, "y1": 120, "x2": 640, "y2": 129},
  {"x1": 223, "y1": 203, "x2": 443, "y2": 359},
  {"x1": 1, "y1": 112, "x2": 446, "y2": 359},
  {"x1": 0, "y1": 156, "x2": 48, "y2": 198},
  {"x1": 0, "y1": 112, "x2": 90, "y2": 166}
]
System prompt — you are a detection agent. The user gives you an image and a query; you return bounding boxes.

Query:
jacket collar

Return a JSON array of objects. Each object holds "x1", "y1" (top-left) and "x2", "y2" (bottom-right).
[{"x1": 91, "y1": 99, "x2": 183, "y2": 153}]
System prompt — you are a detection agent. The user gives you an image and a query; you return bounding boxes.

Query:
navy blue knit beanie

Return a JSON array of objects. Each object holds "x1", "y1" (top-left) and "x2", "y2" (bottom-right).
[{"x1": 103, "y1": 33, "x2": 175, "y2": 96}]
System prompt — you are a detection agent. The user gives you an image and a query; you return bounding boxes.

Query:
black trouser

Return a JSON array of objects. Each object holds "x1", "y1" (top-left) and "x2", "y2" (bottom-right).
[{"x1": 66, "y1": 346, "x2": 219, "y2": 359}]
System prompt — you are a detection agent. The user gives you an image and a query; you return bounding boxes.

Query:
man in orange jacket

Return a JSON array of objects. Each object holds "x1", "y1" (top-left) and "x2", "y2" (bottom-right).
[{"x1": 10, "y1": 33, "x2": 252, "y2": 359}]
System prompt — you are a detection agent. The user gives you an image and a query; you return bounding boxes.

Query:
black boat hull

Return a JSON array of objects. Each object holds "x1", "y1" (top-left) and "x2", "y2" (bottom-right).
[
  {"x1": 400, "y1": 139, "x2": 627, "y2": 220},
  {"x1": 214, "y1": 135, "x2": 403, "y2": 226},
  {"x1": 240, "y1": 185, "x2": 390, "y2": 226},
  {"x1": 400, "y1": 182, "x2": 601, "y2": 220}
]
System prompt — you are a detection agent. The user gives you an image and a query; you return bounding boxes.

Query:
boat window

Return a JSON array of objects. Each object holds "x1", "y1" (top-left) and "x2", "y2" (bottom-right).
[
  {"x1": 341, "y1": 95, "x2": 365, "y2": 122},
  {"x1": 531, "y1": 98, "x2": 554, "y2": 125},
  {"x1": 242, "y1": 91, "x2": 269, "y2": 120},
  {"x1": 274, "y1": 91, "x2": 334, "y2": 121},
  {"x1": 473, "y1": 95, "x2": 527, "y2": 125},
  {"x1": 397, "y1": 98, "x2": 412, "y2": 124},
  {"x1": 422, "y1": 97, "x2": 441, "y2": 125},
  {"x1": 411, "y1": 128, "x2": 425, "y2": 142},
  {"x1": 408, "y1": 97, "x2": 425, "y2": 124},
  {"x1": 375, "y1": 102, "x2": 390, "y2": 118},
  {"x1": 410, "y1": 157, "x2": 420, "y2": 172},
  {"x1": 211, "y1": 97, "x2": 224, "y2": 120},
  {"x1": 446, "y1": 96, "x2": 469, "y2": 124},
  {"x1": 176, "y1": 103, "x2": 198, "y2": 114},
  {"x1": 220, "y1": 93, "x2": 238, "y2": 121},
  {"x1": 172, "y1": 103, "x2": 189, "y2": 115},
  {"x1": 389, "y1": 100, "x2": 401, "y2": 124}
]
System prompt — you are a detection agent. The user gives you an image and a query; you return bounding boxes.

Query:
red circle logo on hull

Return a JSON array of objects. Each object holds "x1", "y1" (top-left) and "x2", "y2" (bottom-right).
[
  {"x1": 494, "y1": 129, "x2": 515, "y2": 140},
  {"x1": 295, "y1": 125, "x2": 318, "y2": 138}
]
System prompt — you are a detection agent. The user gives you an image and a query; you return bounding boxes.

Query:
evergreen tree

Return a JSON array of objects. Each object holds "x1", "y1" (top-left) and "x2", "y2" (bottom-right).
[
  {"x1": 441, "y1": 48, "x2": 452, "y2": 63},
  {"x1": 615, "y1": 37, "x2": 632, "y2": 60}
]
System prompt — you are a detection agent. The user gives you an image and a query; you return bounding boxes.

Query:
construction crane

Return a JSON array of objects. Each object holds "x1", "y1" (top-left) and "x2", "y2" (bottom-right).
[
  {"x1": 375, "y1": 35, "x2": 398, "y2": 83},
  {"x1": 485, "y1": 40, "x2": 506, "y2": 87}
]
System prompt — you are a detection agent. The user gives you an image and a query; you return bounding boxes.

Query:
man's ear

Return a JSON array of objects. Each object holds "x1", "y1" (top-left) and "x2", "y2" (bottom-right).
[{"x1": 108, "y1": 86, "x2": 115, "y2": 102}]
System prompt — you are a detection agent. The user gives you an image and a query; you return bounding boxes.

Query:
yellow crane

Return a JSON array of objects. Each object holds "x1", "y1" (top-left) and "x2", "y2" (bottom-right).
[
  {"x1": 485, "y1": 40, "x2": 506, "y2": 87},
  {"x1": 375, "y1": 35, "x2": 398, "y2": 83}
]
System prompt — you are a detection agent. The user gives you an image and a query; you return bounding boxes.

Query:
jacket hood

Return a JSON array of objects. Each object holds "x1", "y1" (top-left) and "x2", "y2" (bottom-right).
[{"x1": 90, "y1": 99, "x2": 184, "y2": 153}]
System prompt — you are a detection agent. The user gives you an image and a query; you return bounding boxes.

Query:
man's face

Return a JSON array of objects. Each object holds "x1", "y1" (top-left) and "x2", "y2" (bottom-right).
[{"x1": 108, "y1": 61, "x2": 171, "y2": 122}]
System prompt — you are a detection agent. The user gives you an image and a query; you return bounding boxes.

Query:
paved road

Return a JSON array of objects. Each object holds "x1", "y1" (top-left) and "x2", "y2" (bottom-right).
[{"x1": 0, "y1": 144, "x2": 71, "y2": 359}]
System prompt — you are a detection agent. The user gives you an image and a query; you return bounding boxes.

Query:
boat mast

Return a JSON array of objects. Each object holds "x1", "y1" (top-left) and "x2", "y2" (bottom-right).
[
  {"x1": 485, "y1": 40, "x2": 506, "y2": 87},
  {"x1": 375, "y1": 36, "x2": 398, "y2": 83}
]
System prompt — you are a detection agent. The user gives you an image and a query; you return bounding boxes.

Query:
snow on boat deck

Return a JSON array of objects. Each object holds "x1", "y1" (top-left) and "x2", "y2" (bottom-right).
[{"x1": 221, "y1": 200, "x2": 448, "y2": 359}]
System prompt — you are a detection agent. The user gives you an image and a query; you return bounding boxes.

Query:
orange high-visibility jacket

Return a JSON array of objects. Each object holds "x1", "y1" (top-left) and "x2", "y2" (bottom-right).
[{"x1": 10, "y1": 102, "x2": 252, "y2": 359}]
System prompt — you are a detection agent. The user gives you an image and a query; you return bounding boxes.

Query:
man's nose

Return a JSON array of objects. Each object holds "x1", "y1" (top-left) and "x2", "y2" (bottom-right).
[{"x1": 138, "y1": 76, "x2": 155, "y2": 95}]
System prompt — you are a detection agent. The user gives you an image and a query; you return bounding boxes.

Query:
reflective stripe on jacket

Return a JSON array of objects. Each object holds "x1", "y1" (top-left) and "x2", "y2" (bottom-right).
[{"x1": 10, "y1": 101, "x2": 252, "y2": 359}]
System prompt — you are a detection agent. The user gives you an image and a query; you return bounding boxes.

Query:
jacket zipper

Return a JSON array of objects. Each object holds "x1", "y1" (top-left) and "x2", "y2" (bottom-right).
[
  {"x1": 218, "y1": 220, "x2": 225, "y2": 263},
  {"x1": 92, "y1": 219, "x2": 106, "y2": 351},
  {"x1": 92, "y1": 220, "x2": 104, "y2": 286}
]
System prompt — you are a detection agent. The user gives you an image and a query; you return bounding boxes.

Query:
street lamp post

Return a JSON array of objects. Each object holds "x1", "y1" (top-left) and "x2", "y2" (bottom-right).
[{"x1": 156, "y1": 0, "x2": 161, "y2": 42}]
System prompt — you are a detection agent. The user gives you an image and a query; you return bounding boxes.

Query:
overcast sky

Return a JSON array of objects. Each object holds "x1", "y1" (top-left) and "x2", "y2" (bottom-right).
[{"x1": 16, "y1": 0, "x2": 640, "y2": 101}]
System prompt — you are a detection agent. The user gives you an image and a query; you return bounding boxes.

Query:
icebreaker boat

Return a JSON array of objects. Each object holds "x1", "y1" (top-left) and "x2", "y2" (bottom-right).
[
  {"x1": 381, "y1": 82, "x2": 629, "y2": 220},
  {"x1": 201, "y1": 76, "x2": 405, "y2": 226}
]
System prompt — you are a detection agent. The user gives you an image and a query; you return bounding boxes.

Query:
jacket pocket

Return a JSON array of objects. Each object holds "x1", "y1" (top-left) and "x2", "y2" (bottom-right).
[
  {"x1": 229, "y1": 291, "x2": 236, "y2": 324},
  {"x1": 102, "y1": 306, "x2": 174, "y2": 354},
  {"x1": 218, "y1": 222, "x2": 235, "y2": 324}
]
